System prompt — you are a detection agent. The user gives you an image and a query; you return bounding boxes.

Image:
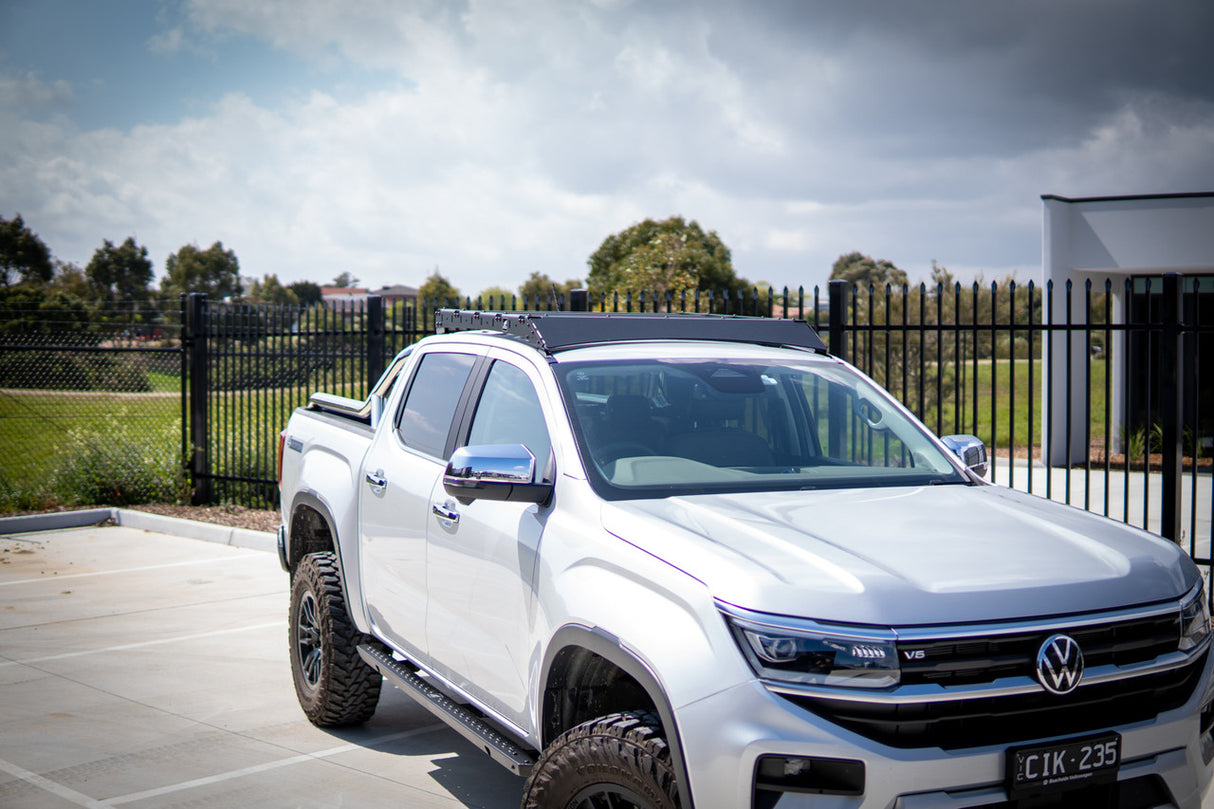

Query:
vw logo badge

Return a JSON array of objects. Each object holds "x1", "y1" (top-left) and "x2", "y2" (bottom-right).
[{"x1": 1036, "y1": 634, "x2": 1084, "y2": 695}]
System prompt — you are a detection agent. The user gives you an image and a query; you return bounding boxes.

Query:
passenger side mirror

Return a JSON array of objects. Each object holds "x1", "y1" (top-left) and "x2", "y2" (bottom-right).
[
  {"x1": 941, "y1": 435, "x2": 988, "y2": 479},
  {"x1": 443, "y1": 444, "x2": 553, "y2": 505}
]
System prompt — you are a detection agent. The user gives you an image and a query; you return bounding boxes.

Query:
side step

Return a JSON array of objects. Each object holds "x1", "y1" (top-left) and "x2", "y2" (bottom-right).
[{"x1": 357, "y1": 643, "x2": 537, "y2": 777}]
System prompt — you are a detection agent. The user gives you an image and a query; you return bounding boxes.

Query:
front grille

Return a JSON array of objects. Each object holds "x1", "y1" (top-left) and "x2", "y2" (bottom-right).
[
  {"x1": 897, "y1": 610, "x2": 1180, "y2": 687},
  {"x1": 788, "y1": 652, "x2": 1205, "y2": 749}
]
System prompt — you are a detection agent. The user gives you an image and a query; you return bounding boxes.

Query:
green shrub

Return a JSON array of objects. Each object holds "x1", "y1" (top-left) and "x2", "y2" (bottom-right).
[
  {"x1": 0, "y1": 351, "x2": 152, "y2": 391},
  {"x1": 51, "y1": 422, "x2": 185, "y2": 506},
  {"x1": 0, "y1": 478, "x2": 59, "y2": 512}
]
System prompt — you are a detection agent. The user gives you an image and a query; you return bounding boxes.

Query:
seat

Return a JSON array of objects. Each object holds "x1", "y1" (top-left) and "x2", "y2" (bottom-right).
[{"x1": 667, "y1": 428, "x2": 774, "y2": 467}]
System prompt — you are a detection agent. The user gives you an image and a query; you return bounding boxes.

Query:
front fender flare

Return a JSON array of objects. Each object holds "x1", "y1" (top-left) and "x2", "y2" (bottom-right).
[{"x1": 540, "y1": 624, "x2": 694, "y2": 809}]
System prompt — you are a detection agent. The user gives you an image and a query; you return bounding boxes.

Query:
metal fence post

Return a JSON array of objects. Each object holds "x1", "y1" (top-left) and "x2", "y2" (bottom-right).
[
  {"x1": 569, "y1": 289, "x2": 588, "y2": 312},
  {"x1": 827, "y1": 280, "x2": 850, "y2": 459},
  {"x1": 187, "y1": 293, "x2": 211, "y2": 505},
  {"x1": 828, "y1": 280, "x2": 850, "y2": 363},
  {"x1": 367, "y1": 295, "x2": 385, "y2": 386},
  {"x1": 1160, "y1": 273, "x2": 1183, "y2": 543}
]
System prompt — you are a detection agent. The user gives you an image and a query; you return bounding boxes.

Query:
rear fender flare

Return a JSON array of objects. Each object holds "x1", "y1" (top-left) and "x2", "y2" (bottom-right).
[{"x1": 285, "y1": 490, "x2": 358, "y2": 622}]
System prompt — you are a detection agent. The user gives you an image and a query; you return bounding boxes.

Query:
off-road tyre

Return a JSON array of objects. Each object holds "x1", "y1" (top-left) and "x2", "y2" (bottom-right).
[
  {"x1": 522, "y1": 711, "x2": 680, "y2": 809},
  {"x1": 289, "y1": 552, "x2": 383, "y2": 726}
]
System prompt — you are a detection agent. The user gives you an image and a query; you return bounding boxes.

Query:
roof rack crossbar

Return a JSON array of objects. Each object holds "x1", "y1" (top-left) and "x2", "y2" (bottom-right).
[{"x1": 433, "y1": 309, "x2": 828, "y2": 355}]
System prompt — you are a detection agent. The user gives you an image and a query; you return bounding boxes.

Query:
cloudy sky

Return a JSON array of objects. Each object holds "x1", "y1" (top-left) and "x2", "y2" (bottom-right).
[{"x1": 2, "y1": 0, "x2": 1212, "y2": 297}]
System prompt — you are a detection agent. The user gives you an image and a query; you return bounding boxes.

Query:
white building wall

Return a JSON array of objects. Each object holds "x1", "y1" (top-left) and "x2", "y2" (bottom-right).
[{"x1": 1041, "y1": 193, "x2": 1214, "y2": 465}]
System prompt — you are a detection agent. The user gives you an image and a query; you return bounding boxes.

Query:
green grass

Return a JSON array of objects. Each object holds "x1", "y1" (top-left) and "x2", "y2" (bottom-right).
[
  {"x1": 146, "y1": 371, "x2": 183, "y2": 393},
  {"x1": 0, "y1": 389, "x2": 182, "y2": 509},
  {"x1": 924, "y1": 358, "x2": 1108, "y2": 456},
  {"x1": 0, "y1": 381, "x2": 317, "y2": 511},
  {"x1": 1, "y1": 357, "x2": 1118, "y2": 510}
]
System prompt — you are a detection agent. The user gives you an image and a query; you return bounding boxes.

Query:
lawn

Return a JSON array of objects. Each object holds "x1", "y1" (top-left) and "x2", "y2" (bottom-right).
[
  {"x1": 926, "y1": 357, "x2": 1108, "y2": 458},
  {"x1": 0, "y1": 389, "x2": 181, "y2": 507},
  {"x1": 2, "y1": 358, "x2": 1119, "y2": 510},
  {"x1": 0, "y1": 379, "x2": 319, "y2": 511}
]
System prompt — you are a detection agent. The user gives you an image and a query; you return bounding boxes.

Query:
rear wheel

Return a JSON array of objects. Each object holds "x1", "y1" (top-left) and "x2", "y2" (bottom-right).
[
  {"x1": 289, "y1": 552, "x2": 382, "y2": 726},
  {"x1": 522, "y1": 711, "x2": 680, "y2": 809}
]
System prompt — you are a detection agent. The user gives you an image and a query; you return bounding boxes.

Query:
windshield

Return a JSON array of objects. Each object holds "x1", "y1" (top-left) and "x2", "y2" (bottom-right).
[{"x1": 555, "y1": 356, "x2": 966, "y2": 499}]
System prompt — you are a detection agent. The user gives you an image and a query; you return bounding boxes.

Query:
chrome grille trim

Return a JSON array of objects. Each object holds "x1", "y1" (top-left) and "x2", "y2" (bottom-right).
[{"x1": 765, "y1": 648, "x2": 1202, "y2": 704}]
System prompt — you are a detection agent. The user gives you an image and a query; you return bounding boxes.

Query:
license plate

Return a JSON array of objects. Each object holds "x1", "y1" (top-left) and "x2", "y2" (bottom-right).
[{"x1": 1006, "y1": 732, "x2": 1120, "y2": 797}]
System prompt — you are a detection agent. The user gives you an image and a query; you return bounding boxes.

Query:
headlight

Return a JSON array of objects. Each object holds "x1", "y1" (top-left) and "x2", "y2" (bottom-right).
[
  {"x1": 727, "y1": 615, "x2": 899, "y2": 689},
  {"x1": 1180, "y1": 584, "x2": 1211, "y2": 652}
]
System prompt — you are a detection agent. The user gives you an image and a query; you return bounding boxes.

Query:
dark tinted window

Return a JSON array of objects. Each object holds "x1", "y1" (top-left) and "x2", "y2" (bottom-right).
[{"x1": 397, "y1": 352, "x2": 477, "y2": 458}]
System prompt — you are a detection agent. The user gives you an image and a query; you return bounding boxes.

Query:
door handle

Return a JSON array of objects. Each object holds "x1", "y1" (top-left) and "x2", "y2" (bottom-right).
[
  {"x1": 431, "y1": 502, "x2": 460, "y2": 524},
  {"x1": 365, "y1": 470, "x2": 387, "y2": 492}
]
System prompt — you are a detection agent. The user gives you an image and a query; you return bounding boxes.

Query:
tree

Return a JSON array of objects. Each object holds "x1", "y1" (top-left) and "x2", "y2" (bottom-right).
[
  {"x1": 419, "y1": 270, "x2": 460, "y2": 306},
  {"x1": 0, "y1": 214, "x2": 53, "y2": 287},
  {"x1": 475, "y1": 285, "x2": 515, "y2": 307},
  {"x1": 49, "y1": 261, "x2": 95, "y2": 301},
  {"x1": 161, "y1": 241, "x2": 241, "y2": 300},
  {"x1": 518, "y1": 272, "x2": 582, "y2": 308},
  {"x1": 86, "y1": 237, "x2": 153, "y2": 306},
  {"x1": 829, "y1": 252, "x2": 908, "y2": 287},
  {"x1": 248, "y1": 274, "x2": 299, "y2": 305},
  {"x1": 289, "y1": 281, "x2": 323, "y2": 306},
  {"x1": 586, "y1": 216, "x2": 742, "y2": 300},
  {"x1": 331, "y1": 271, "x2": 360, "y2": 288}
]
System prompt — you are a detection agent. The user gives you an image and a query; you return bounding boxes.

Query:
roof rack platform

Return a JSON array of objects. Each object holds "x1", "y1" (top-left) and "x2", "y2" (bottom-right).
[{"x1": 434, "y1": 309, "x2": 828, "y2": 355}]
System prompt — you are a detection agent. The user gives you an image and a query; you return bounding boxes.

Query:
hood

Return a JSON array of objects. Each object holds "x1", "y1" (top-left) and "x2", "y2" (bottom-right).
[{"x1": 600, "y1": 484, "x2": 1195, "y2": 626}]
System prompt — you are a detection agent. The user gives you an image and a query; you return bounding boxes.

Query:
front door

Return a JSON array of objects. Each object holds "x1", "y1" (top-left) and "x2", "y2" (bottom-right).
[{"x1": 424, "y1": 355, "x2": 555, "y2": 729}]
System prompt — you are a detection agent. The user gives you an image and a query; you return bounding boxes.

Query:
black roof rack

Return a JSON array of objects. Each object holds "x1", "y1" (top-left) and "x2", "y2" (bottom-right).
[{"x1": 434, "y1": 309, "x2": 828, "y2": 355}]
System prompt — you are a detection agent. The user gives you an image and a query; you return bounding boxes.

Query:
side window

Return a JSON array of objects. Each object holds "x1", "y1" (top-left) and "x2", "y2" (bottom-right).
[
  {"x1": 396, "y1": 352, "x2": 477, "y2": 459},
  {"x1": 467, "y1": 362, "x2": 553, "y2": 477}
]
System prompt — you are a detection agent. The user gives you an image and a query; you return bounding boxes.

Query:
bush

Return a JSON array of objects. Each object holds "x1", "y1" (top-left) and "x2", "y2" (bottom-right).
[
  {"x1": 0, "y1": 478, "x2": 60, "y2": 513},
  {"x1": 0, "y1": 350, "x2": 152, "y2": 391},
  {"x1": 51, "y1": 422, "x2": 185, "y2": 506}
]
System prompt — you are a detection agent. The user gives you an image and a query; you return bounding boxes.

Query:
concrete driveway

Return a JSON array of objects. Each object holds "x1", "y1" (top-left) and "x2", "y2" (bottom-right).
[
  {"x1": 0, "y1": 517, "x2": 524, "y2": 809},
  {"x1": 4, "y1": 512, "x2": 1212, "y2": 809}
]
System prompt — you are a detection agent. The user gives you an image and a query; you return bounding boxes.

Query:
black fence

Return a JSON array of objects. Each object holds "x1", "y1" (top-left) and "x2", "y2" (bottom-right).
[
  {"x1": 2, "y1": 279, "x2": 1209, "y2": 564},
  {"x1": 830, "y1": 275, "x2": 1211, "y2": 562},
  {"x1": 0, "y1": 299, "x2": 187, "y2": 510}
]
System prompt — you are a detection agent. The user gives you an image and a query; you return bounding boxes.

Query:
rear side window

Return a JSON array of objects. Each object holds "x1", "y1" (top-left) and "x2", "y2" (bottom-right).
[{"x1": 396, "y1": 352, "x2": 477, "y2": 458}]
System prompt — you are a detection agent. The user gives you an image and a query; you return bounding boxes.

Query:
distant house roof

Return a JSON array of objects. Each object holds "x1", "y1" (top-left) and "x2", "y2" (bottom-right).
[
  {"x1": 376, "y1": 284, "x2": 419, "y2": 299},
  {"x1": 320, "y1": 286, "x2": 369, "y2": 308},
  {"x1": 320, "y1": 286, "x2": 369, "y2": 299}
]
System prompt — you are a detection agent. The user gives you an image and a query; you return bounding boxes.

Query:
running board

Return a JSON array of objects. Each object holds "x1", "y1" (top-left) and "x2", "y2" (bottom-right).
[{"x1": 357, "y1": 644, "x2": 537, "y2": 776}]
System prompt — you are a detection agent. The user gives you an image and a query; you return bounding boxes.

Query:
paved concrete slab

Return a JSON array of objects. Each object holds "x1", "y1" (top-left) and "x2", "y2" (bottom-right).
[
  {"x1": 4, "y1": 517, "x2": 1212, "y2": 808},
  {"x1": 0, "y1": 525, "x2": 523, "y2": 809}
]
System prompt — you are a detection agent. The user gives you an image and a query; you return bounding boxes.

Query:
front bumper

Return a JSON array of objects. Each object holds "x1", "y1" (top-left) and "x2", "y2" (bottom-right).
[{"x1": 675, "y1": 649, "x2": 1214, "y2": 809}]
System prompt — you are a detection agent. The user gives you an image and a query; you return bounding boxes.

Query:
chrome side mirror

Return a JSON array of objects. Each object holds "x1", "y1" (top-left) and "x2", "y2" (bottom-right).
[
  {"x1": 443, "y1": 444, "x2": 553, "y2": 504},
  {"x1": 941, "y1": 434, "x2": 988, "y2": 479}
]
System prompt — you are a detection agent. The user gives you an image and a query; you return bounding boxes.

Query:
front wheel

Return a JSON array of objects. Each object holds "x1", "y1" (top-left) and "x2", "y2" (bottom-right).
[
  {"x1": 289, "y1": 552, "x2": 382, "y2": 726},
  {"x1": 521, "y1": 711, "x2": 680, "y2": 809}
]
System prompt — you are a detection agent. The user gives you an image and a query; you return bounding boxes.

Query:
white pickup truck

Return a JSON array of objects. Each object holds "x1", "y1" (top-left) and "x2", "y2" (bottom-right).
[{"x1": 277, "y1": 309, "x2": 1214, "y2": 809}]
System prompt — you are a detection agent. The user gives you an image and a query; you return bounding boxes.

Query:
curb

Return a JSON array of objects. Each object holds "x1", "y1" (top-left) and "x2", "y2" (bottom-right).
[{"x1": 0, "y1": 507, "x2": 276, "y2": 553}]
